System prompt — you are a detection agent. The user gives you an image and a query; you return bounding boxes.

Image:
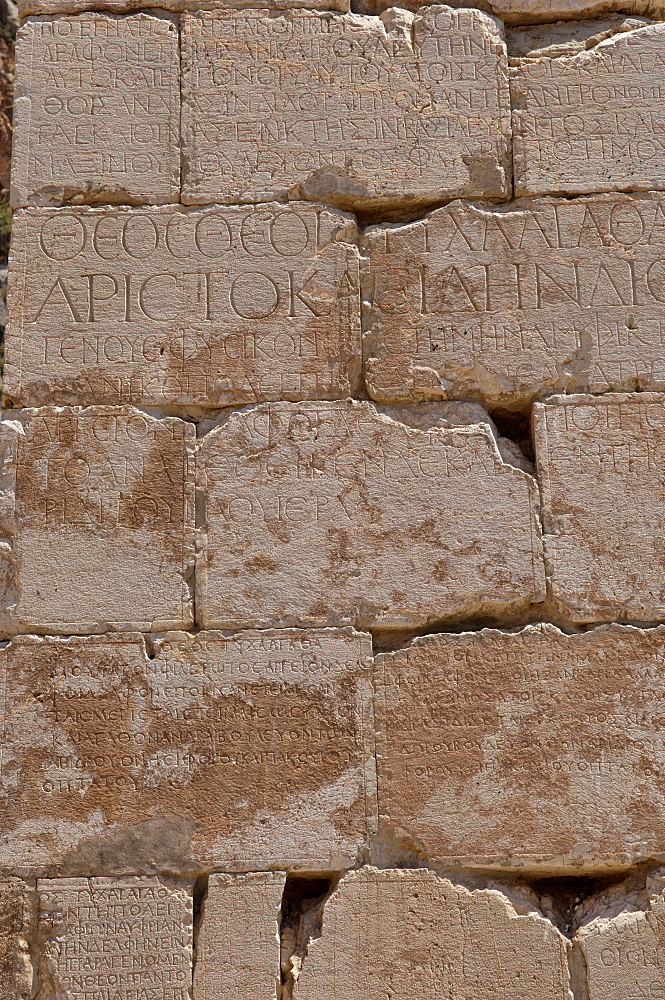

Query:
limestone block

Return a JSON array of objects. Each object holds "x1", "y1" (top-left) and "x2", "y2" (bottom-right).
[
  {"x1": 0, "y1": 629, "x2": 375, "y2": 872},
  {"x1": 0, "y1": 880, "x2": 31, "y2": 1000},
  {"x1": 0, "y1": 406, "x2": 195, "y2": 634},
  {"x1": 512, "y1": 23, "x2": 665, "y2": 197},
  {"x1": 374, "y1": 623, "x2": 665, "y2": 870},
  {"x1": 11, "y1": 14, "x2": 179, "y2": 207},
  {"x1": 362, "y1": 194, "x2": 665, "y2": 409},
  {"x1": 35, "y1": 877, "x2": 192, "y2": 998},
  {"x1": 19, "y1": 0, "x2": 347, "y2": 14},
  {"x1": 506, "y1": 16, "x2": 651, "y2": 62},
  {"x1": 534, "y1": 392, "x2": 665, "y2": 622},
  {"x1": 4, "y1": 204, "x2": 361, "y2": 409},
  {"x1": 181, "y1": 8, "x2": 511, "y2": 209},
  {"x1": 293, "y1": 868, "x2": 571, "y2": 1000},
  {"x1": 193, "y1": 873, "x2": 283, "y2": 1000},
  {"x1": 196, "y1": 400, "x2": 545, "y2": 629}
]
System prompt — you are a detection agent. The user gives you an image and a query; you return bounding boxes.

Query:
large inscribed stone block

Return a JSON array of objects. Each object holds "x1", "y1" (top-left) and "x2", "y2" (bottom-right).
[
  {"x1": 181, "y1": 8, "x2": 511, "y2": 208},
  {"x1": 0, "y1": 881, "x2": 32, "y2": 1000},
  {"x1": 196, "y1": 401, "x2": 545, "y2": 629},
  {"x1": 4, "y1": 204, "x2": 360, "y2": 408},
  {"x1": 0, "y1": 629, "x2": 375, "y2": 872},
  {"x1": 11, "y1": 14, "x2": 179, "y2": 207},
  {"x1": 534, "y1": 392, "x2": 665, "y2": 622},
  {"x1": 0, "y1": 406, "x2": 195, "y2": 634},
  {"x1": 374, "y1": 623, "x2": 665, "y2": 870}
]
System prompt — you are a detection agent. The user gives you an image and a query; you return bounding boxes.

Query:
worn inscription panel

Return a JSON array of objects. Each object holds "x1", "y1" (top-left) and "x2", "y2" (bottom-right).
[
  {"x1": 5, "y1": 204, "x2": 360, "y2": 408},
  {"x1": 0, "y1": 881, "x2": 31, "y2": 1000},
  {"x1": 11, "y1": 14, "x2": 179, "y2": 207},
  {"x1": 0, "y1": 629, "x2": 375, "y2": 871},
  {"x1": 0, "y1": 406, "x2": 194, "y2": 634},
  {"x1": 534, "y1": 392, "x2": 665, "y2": 622},
  {"x1": 374, "y1": 624, "x2": 665, "y2": 869},
  {"x1": 36, "y1": 877, "x2": 192, "y2": 999},
  {"x1": 181, "y1": 7, "x2": 511, "y2": 208},
  {"x1": 363, "y1": 194, "x2": 665, "y2": 408},
  {"x1": 194, "y1": 874, "x2": 283, "y2": 1000},
  {"x1": 295, "y1": 868, "x2": 571, "y2": 1000},
  {"x1": 512, "y1": 24, "x2": 665, "y2": 196},
  {"x1": 197, "y1": 400, "x2": 545, "y2": 629}
]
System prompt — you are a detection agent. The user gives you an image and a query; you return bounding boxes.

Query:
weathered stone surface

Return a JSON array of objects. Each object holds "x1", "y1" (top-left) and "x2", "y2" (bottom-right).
[
  {"x1": 374, "y1": 623, "x2": 665, "y2": 870},
  {"x1": 0, "y1": 629, "x2": 375, "y2": 872},
  {"x1": 36, "y1": 877, "x2": 192, "y2": 998},
  {"x1": 4, "y1": 204, "x2": 361, "y2": 408},
  {"x1": 19, "y1": 0, "x2": 347, "y2": 14},
  {"x1": 0, "y1": 880, "x2": 31, "y2": 1000},
  {"x1": 196, "y1": 400, "x2": 545, "y2": 629},
  {"x1": 181, "y1": 8, "x2": 511, "y2": 209},
  {"x1": 11, "y1": 14, "x2": 179, "y2": 207},
  {"x1": 194, "y1": 873, "x2": 283, "y2": 1000},
  {"x1": 294, "y1": 868, "x2": 571, "y2": 1000},
  {"x1": 0, "y1": 406, "x2": 195, "y2": 634},
  {"x1": 534, "y1": 392, "x2": 665, "y2": 623},
  {"x1": 512, "y1": 23, "x2": 665, "y2": 196},
  {"x1": 506, "y1": 15, "x2": 650, "y2": 62},
  {"x1": 362, "y1": 194, "x2": 665, "y2": 408},
  {"x1": 489, "y1": 0, "x2": 663, "y2": 25}
]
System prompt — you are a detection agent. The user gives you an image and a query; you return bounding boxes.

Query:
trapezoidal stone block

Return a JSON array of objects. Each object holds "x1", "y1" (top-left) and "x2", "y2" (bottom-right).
[
  {"x1": 0, "y1": 629, "x2": 375, "y2": 873},
  {"x1": 4, "y1": 204, "x2": 361, "y2": 409},
  {"x1": 196, "y1": 400, "x2": 545, "y2": 630},
  {"x1": 11, "y1": 14, "x2": 180, "y2": 208},
  {"x1": 373, "y1": 623, "x2": 665, "y2": 871},
  {"x1": 0, "y1": 881, "x2": 32, "y2": 1000},
  {"x1": 0, "y1": 406, "x2": 195, "y2": 635},
  {"x1": 534, "y1": 391, "x2": 665, "y2": 623},
  {"x1": 180, "y1": 7, "x2": 511, "y2": 209}
]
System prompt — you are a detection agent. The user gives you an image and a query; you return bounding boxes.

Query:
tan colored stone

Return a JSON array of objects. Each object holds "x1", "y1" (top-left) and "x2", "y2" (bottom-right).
[
  {"x1": 10, "y1": 14, "x2": 179, "y2": 208},
  {"x1": 512, "y1": 24, "x2": 665, "y2": 196},
  {"x1": 506, "y1": 16, "x2": 650, "y2": 62},
  {"x1": 0, "y1": 406, "x2": 195, "y2": 634},
  {"x1": 534, "y1": 391, "x2": 665, "y2": 622},
  {"x1": 196, "y1": 400, "x2": 545, "y2": 629},
  {"x1": 181, "y1": 7, "x2": 511, "y2": 209},
  {"x1": 489, "y1": 0, "x2": 663, "y2": 25},
  {"x1": 0, "y1": 880, "x2": 31, "y2": 1000},
  {"x1": 19, "y1": 0, "x2": 347, "y2": 14},
  {"x1": 36, "y1": 876, "x2": 192, "y2": 998},
  {"x1": 194, "y1": 873, "x2": 283, "y2": 1000},
  {"x1": 294, "y1": 868, "x2": 571, "y2": 1000},
  {"x1": 4, "y1": 204, "x2": 361, "y2": 408},
  {"x1": 0, "y1": 628, "x2": 375, "y2": 871},
  {"x1": 374, "y1": 623, "x2": 665, "y2": 870}
]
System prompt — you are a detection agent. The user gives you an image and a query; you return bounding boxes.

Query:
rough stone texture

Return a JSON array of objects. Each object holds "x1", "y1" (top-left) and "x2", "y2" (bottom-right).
[
  {"x1": 534, "y1": 392, "x2": 665, "y2": 623},
  {"x1": 19, "y1": 0, "x2": 347, "y2": 12},
  {"x1": 196, "y1": 400, "x2": 545, "y2": 630},
  {"x1": 512, "y1": 23, "x2": 665, "y2": 197},
  {"x1": 4, "y1": 203, "x2": 361, "y2": 409},
  {"x1": 374, "y1": 623, "x2": 665, "y2": 870},
  {"x1": 506, "y1": 15, "x2": 650, "y2": 62},
  {"x1": 362, "y1": 194, "x2": 665, "y2": 408},
  {"x1": 35, "y1": 876, "x2": 192, "y2": 998},
  {"x1": 10, "y1": 14, "x2": 179, "y2": 208},
  {"x1": 293, "y1": 868, "x2": 571, "y2": 1000},
  {"x1": 181, "y1": 7, "x2": 511, "y2": 210},
  {"x1": 0, "y1": 880, "x2": 31, "y2": 1000},
  {"x1": 0, "y1": 406, "x2": 195, "y2": 634},
  {"x1": 193, "y1": 873, "x2": 283, "y2": 1000},
  {"x1": 0, "y1": 629, "x2": 375, "y2": 872}
]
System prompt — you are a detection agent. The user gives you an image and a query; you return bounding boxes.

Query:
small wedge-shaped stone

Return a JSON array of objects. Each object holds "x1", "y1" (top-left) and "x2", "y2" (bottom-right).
[
  {"x1": 534, "y1": 392, "x2": 665, "y2": 622},
  {"x1": 0, "y1": 881, "x2": 31, "y2": 1000},
  {"x1": 194, "y1": 874, "x2": 283, "y2": 1000},
  {"x1": 181, "y1": 8, "x2": 511, "y2": 209},
  {"x1": 0, "y1": 406, "x2": 195, "y2": 634},
  {"x1": 294, "y1": 868, "x2": 571, "y2": 1000},
  {"x1": 197, "y1": 401, "x2": 545, "y2": 629},
  {"x1": 4, "y1": 204, "x2": 361, "y2": 408},
  {"x1": 11, "y1": 14, "x2": 179, "y2": 207}
]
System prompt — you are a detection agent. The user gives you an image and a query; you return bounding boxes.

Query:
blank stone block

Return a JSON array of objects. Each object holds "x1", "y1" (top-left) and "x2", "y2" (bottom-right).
[
  {"x1": 19, "y1": 0, "x2": 348, "y2": 14},
  {"x1": 0, "y1": 881, "x2": 31, "y2": 1000}
]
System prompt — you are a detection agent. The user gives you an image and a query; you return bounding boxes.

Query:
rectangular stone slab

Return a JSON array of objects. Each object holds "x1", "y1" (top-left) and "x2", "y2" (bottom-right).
[
  {"x1": 533, "y1": 391, "x2": 665, "y2": 622},
  {"x1": 181, "y1": 7, "x2": 511, "y2": 209},
  {"x1": 0, "y1": 629, "x2": 375, "y2": 873},
  {"x1": 355, "y1": 0, "x2": 662, "y2": 23},
  {"x1": 374, "y1": 623, "x2": 665, "y2": 870},
  {"x1": 362, "y1": 194, "x2": 665, "y2": 409},
  {"x1": 19, "y1": 0, "x2": 347, "y2": 13},
  {"x1": 196, "y1": 400, "x2": 545, "y2": 629},
  {"x1": 11, "y1": 14, "x2": 179, "y2": 207},
  {"x1": 0, "y1": 406, "x2": 195, "y2": 634},
  {"x1": 4, "y1": 204, "x2": 361, "y2": 409},
  {"x1": 0, "y1": 881, "x2": 31, "y2": 1000}
]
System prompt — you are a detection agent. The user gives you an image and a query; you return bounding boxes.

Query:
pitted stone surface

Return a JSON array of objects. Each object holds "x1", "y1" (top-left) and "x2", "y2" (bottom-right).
[
  {"x1": 19, "y1": 0, "x2": 347, "y2": 13},
  {"x1": 181, "y1": 7, "x2": 511, "y2": 209},
  {"x1": 11, "y1": 14, "x2": 179, "y2": 207},
  {"x1": 5, "y1": 204, "x2": 361, "y2": 408},
  {"x1": 0, "y1": 881, "x2": 31, "y2": 1000}
]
